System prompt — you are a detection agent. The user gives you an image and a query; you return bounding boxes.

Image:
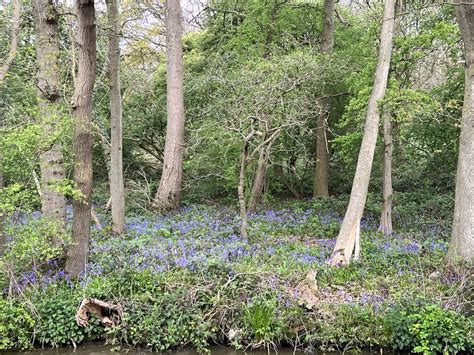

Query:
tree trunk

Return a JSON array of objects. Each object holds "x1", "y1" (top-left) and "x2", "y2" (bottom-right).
[
  {"x1": 0, "y1": 0, "x2": 21, "y2": 84},
  {"x1": 379, "y1": 0, "x2": 402, "y2": 236},
  {"x1": 248, "y1": 146, "x2": 268, "y2": 214},
  {"x1": 65, "y1": 0, "x2": 97, "y2": 278},
  {"x1": 0, "y1": 0, "x2": 21, "y2": 255},
  {"x1": 153, "y1": 0, "x2": 185, "y2": 211},
  {"x1": 33, "y1": 0, "x2": 67, "y2": 231},
  {"x1": 238, "y1": 141, "x2": 250, "y2": 242},
  {"x1": 313, "y1": 0, "x2": 334, "y2": 198},
  {"x1": 106, "y1": 0, "x2": 125, "y2": 234},
  {"x1": 0, "y1": 166, "x2": 4, "y2": 255},
  {"x1": 328, "y1": 0, "x2": 396, "y2": 266},
  {"x1": 379, "y1": 110, "x2": 393, "y2": 235},
  {"x1": 448, "y1": 0, "x2": 474, "y2": 262}
]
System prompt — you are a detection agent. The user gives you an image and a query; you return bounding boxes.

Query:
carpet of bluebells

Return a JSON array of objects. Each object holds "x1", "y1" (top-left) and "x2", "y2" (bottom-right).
[{"x1": 1, "y1": 197, "x2": 472, "y2": 352}]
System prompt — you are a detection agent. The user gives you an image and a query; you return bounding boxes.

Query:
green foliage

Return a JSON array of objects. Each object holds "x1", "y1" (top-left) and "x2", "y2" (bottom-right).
[
  {"x1": 108, "y1": 287, "x2": 216, "y2": 352},
  {"x1": 2, "y1": 217, "x2": 70, "y2": 273},
  {"x1": 308, "y1": 304, "x2": 386, "y2": 351},
  {"x1": 243, "y1": 295, "x2": 281, "y2": 343},
  {"x1": 385, "y1": 301, "x2": 472, "y2": 354},
  {"x1": 34, "y1": 287, "x2": 101, "y2": 347},
  {"x1": 0, "y1": 183, "x2": 39, "y2": 215},
  {"x1": 0, "y1": 299, "x2": 35, "y2": 350}
]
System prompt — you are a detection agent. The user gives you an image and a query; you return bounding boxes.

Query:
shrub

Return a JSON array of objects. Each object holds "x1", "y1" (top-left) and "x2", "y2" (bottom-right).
[
  {"x1": 0, "y1": 299, "x2": 35, "y2": 350},
  {"x1": 385, "y1": 301, "x2": 472, "y2": 354},
  {"x1": 3, "y1": 217, "x2": 70, "y2": 274},
  {"x1": 108, "y1": 287, "x2": 216, "y2": 352},
  {"x1": 33, "y1": 287, "x2": 102, "y2": 347},
  {"x1": 309, "y1": 304, "x2": 387, "y2": 351}
]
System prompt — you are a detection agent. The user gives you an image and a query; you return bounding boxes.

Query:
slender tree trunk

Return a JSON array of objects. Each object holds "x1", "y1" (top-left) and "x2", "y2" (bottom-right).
[
  {"x1": 0, "y1": 165, "x2": 4, "y2": 255},
  {"x1": 448, "y1": 0, "x2": 474, "y2": 262},
  {"x1": 106, "y1": 0, "x2": 125, "y2": 234},
  {"x1": 313, "y1": 0, "x2": 334, "y2": 198},
  {"x1": 328, "y1": 0, "x2": 396, "y2": 266},
  {"x1": 248, "y1": 146, "x2": 268, "y2": 214},
  {"x1": 238, "y1": 142, "x2": 250, "y2": 241},
  {"x1": 33, "y1": 0, "x2": 67, "y2": 231},
  {"x1": 0, "y1": 0, "x2": 21, "y2": 254},
  {"x1": 0, "y1": 0, "x2": 21, "y2": 84},
  {"x1": 379, "y1": 0, "x2": 402, "y2": 236},
  {"x1": 379, "y1": 110, "x2": 393, "y2": 235},
  {"x1": 153, "y1": 0, "x2": 185, "y2": 211},
  {"x1": 65, "y1": 0, "x2": 97, "y2": 278}
]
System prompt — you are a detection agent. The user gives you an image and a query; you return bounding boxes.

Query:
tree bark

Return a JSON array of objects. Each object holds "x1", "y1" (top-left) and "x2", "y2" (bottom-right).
[
  {"x1": 313, "y1": 0, "x2": 334, "y2": 198},
  {"x1": 65, "y1": 0, "x2": 97, "y2": 278},
  {"x1": 448, "y1": 0, "x2": 474, "y2": 262},
  {"x1": 33, "y1": 0, "x2": 67, "y2": 231},
  {"x1": 248, "y1": 146, "x2": 268, "y2": 214},
  {"x1": 238, "y1": 141, "x2": 250, "y2": 241},
  {"x1": 379, "y1": 0, "x2": 402, "y2": 236},
  {"x1": 328, "y1": 0, "x2": 396, "y2": 266},
  {"x1": 379, "y1": 110, "x2": 393, "y2": 235},
  {"x1": 0, "y1": 0, "x2": 21, "y2": 84},
  {"x1": 153, "y1": 0, "x2": 185, "y2": 211},
  {"x1": 106, "y1": 0, "x2": 125, "y2": 234}
]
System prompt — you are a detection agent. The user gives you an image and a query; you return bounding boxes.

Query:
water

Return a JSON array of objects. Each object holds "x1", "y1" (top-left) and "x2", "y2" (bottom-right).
[{"x1": 6, "y1": 343, "x2": 382, "y2": 355}]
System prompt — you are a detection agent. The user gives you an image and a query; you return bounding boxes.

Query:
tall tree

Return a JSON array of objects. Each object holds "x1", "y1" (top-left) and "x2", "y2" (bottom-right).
[
  {"x1": 33, "y1": 0, "x2": 67, "y2": 230},
  {"x1": 328, "y1": 0, "x2": 396, "y2": 266},
  {"x1": 0, "y1": 0, "x2": 21, "y2": 84},
  {"x1": 0, "y1": 0, "x2": 21, "y2": 255},
  {"x1": 379, "y1": 0, "x2": 403, "y2": 235},
  {"x1": 65, "y1": 0, "x2": 97, "y2": 278},
  {"x1": 106, "y1": 0, "x2": 125, "y2": 234},
  {"x1": 152, "y1": 0, "x2": 185, "y2": 210},
  {"x1": 448, "y1": 0, "x2": 474, "y2": 262},
  {"x1": 313, "y1": 0, "x2": 334, "y2": 198}
]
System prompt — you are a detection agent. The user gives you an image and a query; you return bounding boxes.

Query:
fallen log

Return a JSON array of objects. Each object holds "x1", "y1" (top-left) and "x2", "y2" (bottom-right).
[{"x1": 76, "y1": 298, "x2": 122, "y2": 327}]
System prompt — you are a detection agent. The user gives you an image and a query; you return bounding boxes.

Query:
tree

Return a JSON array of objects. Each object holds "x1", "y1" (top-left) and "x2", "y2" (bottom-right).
[
  {"x1": 0, "y1": 0, "x2": 21, "y2": 85},
  {"x1": 328, "y1": 0, "x2": 396, "y2": 266},
  {"x1": 65, "y1": 0, "x2": 97, "y2": 278},
  {"x1": 379, "y1": 0, "x2": 403, "y2": 235},
  {"x1": 0, "y1": 0, "x2": 21, "y2": 255},
  {"x1": 313, "y1": 0, "x2": 334, "y2": 198},
  {"x1": 152, "y1": 0, "x2": 185, "y2": 210},
  {"x1": 448, "y1": 0, "x2": 474, "y2": 262},
  {"x1": 106, "y1": 0, "x2": 125, "y2": 234},
  {"x1": 33, "y1": 0, "x2": 67, "y2": 230}
]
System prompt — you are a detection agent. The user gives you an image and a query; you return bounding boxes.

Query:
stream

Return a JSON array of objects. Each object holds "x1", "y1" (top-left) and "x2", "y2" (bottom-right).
[{"x1": 6, "y1": 343, "x2": 384, "y2": 355}]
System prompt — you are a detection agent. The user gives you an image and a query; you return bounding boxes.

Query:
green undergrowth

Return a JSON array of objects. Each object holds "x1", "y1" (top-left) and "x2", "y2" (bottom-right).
[{"x1": 0, "y1": 197, "x2": 472, "y2": 353}]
